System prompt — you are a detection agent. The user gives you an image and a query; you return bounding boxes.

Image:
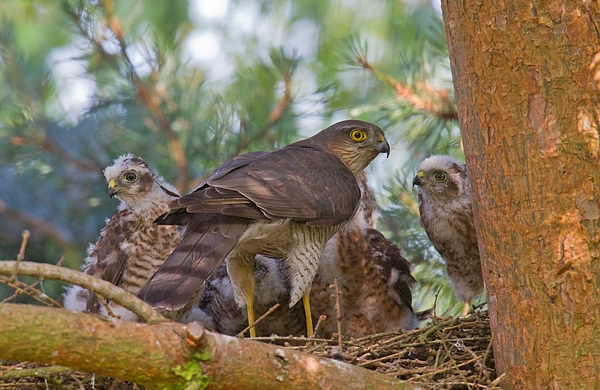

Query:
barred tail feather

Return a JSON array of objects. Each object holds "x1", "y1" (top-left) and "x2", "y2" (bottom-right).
[{"x1": 138, "y1": 214, "x2": 247, "y2": 310}]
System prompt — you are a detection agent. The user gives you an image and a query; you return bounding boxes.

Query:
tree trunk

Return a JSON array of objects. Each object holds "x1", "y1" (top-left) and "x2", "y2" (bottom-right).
[
  {"x1": 441, "y1": 1, "x2": 600, "y2": 388},
  {"x1": 0, "y1": 303, "x2": 416, "y2": 390}
]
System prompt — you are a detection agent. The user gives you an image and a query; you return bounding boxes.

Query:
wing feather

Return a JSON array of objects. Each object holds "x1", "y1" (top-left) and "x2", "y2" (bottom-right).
[
  {"x1": 85, "y1": 210, "x2": 133, "y2": 312},
  {"x1": 165, "y1": 147, "x2": 360, "y2": 227}
]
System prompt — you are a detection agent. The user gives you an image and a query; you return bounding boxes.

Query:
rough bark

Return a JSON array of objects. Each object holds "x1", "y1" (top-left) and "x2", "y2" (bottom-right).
[
  {"x1": 441, "y1": 1, "x2": 600, "y2": 388},
  {"x1": 0, "y1": 304, "x2": 416, "y2": 390}
]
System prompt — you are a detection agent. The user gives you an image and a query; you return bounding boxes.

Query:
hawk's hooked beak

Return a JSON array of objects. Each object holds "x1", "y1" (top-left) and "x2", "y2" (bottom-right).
[
  {"x1": 412, "y1": 171, "x2": 424, "y2": 186},
  {"x1": 108, "y1": 179, "x2": 119, "y2": 198},
  {"x1": 375, "y1": 139, "x2": 391, "y2": 158}
]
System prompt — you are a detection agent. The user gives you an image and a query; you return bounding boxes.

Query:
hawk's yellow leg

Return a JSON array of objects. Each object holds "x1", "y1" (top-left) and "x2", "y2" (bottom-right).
[
  {"x1": 461, "y1": 301, "x2": 470, "y2": 317},
  {"x1": 247, "y1": 294, "x2": 256, "y2": 338},
  {"x1": 303, "y1": 293, "x2": 313, "y2": 337}
]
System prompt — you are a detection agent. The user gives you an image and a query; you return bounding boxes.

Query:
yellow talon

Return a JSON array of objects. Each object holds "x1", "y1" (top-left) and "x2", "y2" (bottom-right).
[
  {"x1": 461, "y1": 301, "x2": 470, "y2": 318},
  {"x1": 303, "y1": 293, "x2": 313, "y2": 338}
]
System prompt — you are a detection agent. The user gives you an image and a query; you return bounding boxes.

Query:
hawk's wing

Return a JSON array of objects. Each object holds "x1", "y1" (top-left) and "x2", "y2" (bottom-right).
[
  {"x1": 85, "y1": 210, "x2": 131, "y2": 312},
  {"x1": 143, "y1": 146, "x2": 362, "y2": 310},
  {"x1": 365, "y1": 228, "x2": 416, "y2": 310},
  {"x1": 162, "y1": 146, "x2": 361, "y2": 227}
]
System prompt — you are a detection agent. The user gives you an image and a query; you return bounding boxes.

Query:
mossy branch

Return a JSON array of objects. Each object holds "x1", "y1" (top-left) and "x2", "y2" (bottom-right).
[{"x1": 0, "y1": 304, "x2": 419, "y2": 390}]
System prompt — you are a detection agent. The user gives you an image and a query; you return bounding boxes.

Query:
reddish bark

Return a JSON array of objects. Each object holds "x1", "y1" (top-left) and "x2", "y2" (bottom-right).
[{"x1": 442, "y1": 0, "x2": 600, "y2": 388}]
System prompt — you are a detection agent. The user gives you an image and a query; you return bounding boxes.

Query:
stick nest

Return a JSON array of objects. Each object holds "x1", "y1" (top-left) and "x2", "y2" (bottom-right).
[{"x1": 300, "y1": 309, "x2": 497, "y2": 389}]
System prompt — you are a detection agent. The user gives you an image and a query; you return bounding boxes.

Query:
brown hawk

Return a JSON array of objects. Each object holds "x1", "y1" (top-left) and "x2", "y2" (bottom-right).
[
  {"x1": 412, "y1": 155, "x2": 483, "y2": 317},
  {"x1": 63, "y1": 154, "x2": 181, "y2": 321},
  {"x1": 192, "y1": 174, "x2": 429, "y2": 338},
  {"x1": 138, "y1": 120, "x2": 390, "y2": 337},
  {"x1": 309, "y1": 173, "x2": 428, "y2": 338}
]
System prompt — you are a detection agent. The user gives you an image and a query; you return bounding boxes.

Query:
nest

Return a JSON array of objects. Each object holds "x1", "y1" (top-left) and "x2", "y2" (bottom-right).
[
  {"x1": 294, "y1": 309, "x2": 498, "y2": 389},
  {"x1": 1, "y1": 310, "x2": 499, "y2": 389}
]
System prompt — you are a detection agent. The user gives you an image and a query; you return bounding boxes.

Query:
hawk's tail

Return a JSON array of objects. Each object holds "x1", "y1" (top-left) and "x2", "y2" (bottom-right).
[{"x1": 138, "y1": 214, "x2": 247, "y2": 312}]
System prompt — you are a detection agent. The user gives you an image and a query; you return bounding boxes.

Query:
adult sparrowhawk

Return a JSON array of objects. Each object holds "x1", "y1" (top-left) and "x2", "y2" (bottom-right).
[{"x1": 138, "y1": 120, "x2": 390, "y2": 336}]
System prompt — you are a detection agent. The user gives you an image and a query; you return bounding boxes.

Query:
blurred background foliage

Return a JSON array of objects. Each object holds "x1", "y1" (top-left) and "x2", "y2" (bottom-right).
[{"x1": 0, "y1": 0, "x2": 480, "y2": 318}]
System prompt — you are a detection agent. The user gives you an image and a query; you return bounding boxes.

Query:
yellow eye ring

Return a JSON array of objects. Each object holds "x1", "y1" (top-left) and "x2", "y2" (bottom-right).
[
  {"x1": 124, "y1": 171, "x2": 138, "y2": 182},
  {"x1": 350, "y1": 129, "x2": 367, "y2": 142}
]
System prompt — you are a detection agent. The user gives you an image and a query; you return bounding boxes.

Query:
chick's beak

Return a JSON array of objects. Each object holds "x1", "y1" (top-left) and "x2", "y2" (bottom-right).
[
  {"x1": 412, "y1": 171, "x2": 424, "y2": 186},
  {"x1": 376, "y1": 139, "x2": 391, "y2": 158},
  {"x1": 108, "y1": 179, "x2": 119, "y2": 198}
]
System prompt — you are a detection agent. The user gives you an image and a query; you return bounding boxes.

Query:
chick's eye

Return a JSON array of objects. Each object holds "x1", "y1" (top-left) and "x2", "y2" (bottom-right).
[
  {"x1": 350, "y1": 129, "x2": 367, "y2": 142},
  {"x1": 434, "y1": 172, "x2": 447, "y2": 182},
  {"x1": 124, "y1": 172, "x2": 137, "y2": 182}
]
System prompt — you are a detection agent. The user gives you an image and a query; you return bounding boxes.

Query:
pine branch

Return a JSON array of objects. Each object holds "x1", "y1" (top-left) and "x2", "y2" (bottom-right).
[
  {"x1": 99, "y1": 0, "x2": 188, "y2": 192},
  {"x1": 357, "y1": 57, "x2": 457, "y2": 122},
  {"x1": 65, "y1": 0, "x2": 189, "y2": 192},
  {"x1": 232, "y1": 71, "x2": 294, "y2": 157}
]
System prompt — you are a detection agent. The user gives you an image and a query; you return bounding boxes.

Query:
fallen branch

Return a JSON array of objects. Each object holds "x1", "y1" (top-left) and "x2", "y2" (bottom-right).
[
  {"x1": 0, "y1": 261, "x2": 165, "y2": 324},
  {"x1": 0, "y1": 304, "x2": 419, "y2": 390}
]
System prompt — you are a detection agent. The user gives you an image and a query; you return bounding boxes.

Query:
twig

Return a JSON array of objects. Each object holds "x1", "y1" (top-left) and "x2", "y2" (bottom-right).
[
  {"x1": 9, "y1": 230, "x2": 30, "y2": 282},
  {"x1": 0, "y1": 276, "x2": 63, "y2": 307},
  {"x1": 357, "y1": 349, "x2": 408, "y2": 367},
  {"x1": 407, "y1": 355, "x2": 481, "y2": 381},
  {"x1": 331, "y1": 278, "x2": 344, "y2": 354},
  {"x1": 0, "y1": 261, "x2": 166, "y2": 324},
  {"x1": 250, "y1": 335, "x2": 332, "y2": 343},
  {"x1": 479, "y1": 333, "x2": 495, "y2": 379},
  {"x1": 312, "y1": 314, "x2": 327, "y2": 339},
  {"x1": 432, "y1": 285, "x2": 443, "y2": 318},
  {"x1": 433, "y1": 344, "x2": 443, "y2": 369},
  {"x1": 236, "y1": 303, "x2": 281, "y2": 338},
  {"x1": 97, "y1": 295, "x2": 120, "y2": 319},
  {"x1": 16, "y1": 230, "x2": 29, "y2": 263},
  {"x1": 437, "y1": 330, "x2": 473, "y2": 388},
  {"x1": 485, "y1": 372, "x2": 506, "y2": 388}
]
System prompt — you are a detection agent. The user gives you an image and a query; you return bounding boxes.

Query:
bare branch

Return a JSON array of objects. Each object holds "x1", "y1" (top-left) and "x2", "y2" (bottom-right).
[
  {"x1": 236, "y1": 302, "x2": 280, "y2": 338},
  {"x1": 0, "y1": 261, "x2": 165, "y2": 324}
]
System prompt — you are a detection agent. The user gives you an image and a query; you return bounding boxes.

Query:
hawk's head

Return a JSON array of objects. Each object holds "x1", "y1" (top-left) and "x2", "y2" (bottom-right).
[
  {"x1": 299, "y1": 120, "x2": 390, "y2": 176},
  {"x1": 412, "y1": 155, "x2": 468, "y2": 202},
  {"x1": 103, "y1": 154, "x2": 179, "y2": 206}
]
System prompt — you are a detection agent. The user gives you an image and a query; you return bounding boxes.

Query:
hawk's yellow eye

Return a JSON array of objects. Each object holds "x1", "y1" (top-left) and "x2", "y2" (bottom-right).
[
  {"x1": 124, "y1": 172, "x2": 138, "y2": 182},
  {"x1": 434, "y1": 172, "x2": 447, "y2": 182},
  {"x1": 350, "y1": 129, "x2": 367, "y2": 142}
]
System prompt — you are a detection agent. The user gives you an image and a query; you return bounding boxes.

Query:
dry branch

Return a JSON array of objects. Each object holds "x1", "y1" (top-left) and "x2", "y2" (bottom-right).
[
  {"x1": 0, "y1": 304, "x2": 418, "y2": 390},
  {"x1": 0, "y1": 261, "x2": 165, "y2": 324}
]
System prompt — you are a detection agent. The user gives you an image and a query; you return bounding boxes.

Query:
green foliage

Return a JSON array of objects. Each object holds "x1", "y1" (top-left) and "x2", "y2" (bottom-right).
[
  {"x1": 0, "y1": 0, "x2": 467, "y2": 317},
  {"x1": 171, "y1": 352, "x2": 211, "y2": 390}
]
